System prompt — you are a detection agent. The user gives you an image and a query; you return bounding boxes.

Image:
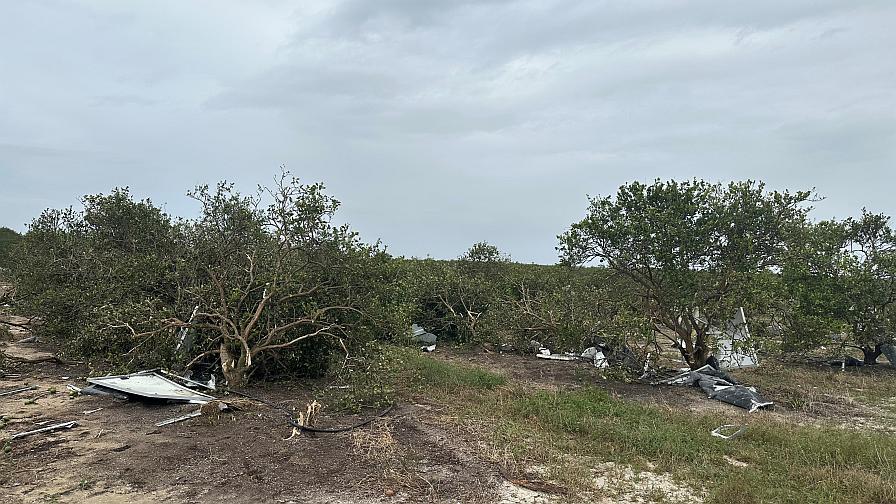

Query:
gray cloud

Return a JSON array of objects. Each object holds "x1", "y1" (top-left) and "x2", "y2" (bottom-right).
[{"x1": 1, "y1": 0, "x2": 894, "y2": 263}]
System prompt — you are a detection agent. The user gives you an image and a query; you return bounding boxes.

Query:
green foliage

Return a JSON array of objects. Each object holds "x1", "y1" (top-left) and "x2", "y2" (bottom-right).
[
  {"x1": 560, "y1": 179, "x2": 813, "y2": 367},
  {"x1": 11, "y1": 176, "x2": 409, "y2": 383},
  {"x1": 11, "y1": 173, "x2": 896, "y2": 384},
  {"x1": 12, "y1": 189, "x2": 181, "y2": 368},
  {"x1": 783, "y1": 211, "x2": 896, "y2": 362},
  {"x1": 327, "y1": 344, "x2": 507, "y2": 412},
  {"x1": 495, "y1": 265, "x2": 644, "y2": 352},
  {"x1": 460, "y1": 241, "x2": 510, "y2": 263},
  {"x1": 404, "y1": 252, "x2": 512, "y2": 343},
  {"x1": 0, "y1": 227, "x2": 21, "y2": 269}
]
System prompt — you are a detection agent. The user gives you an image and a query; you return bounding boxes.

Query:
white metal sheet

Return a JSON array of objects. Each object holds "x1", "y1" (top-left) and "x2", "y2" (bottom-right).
[{"x1": 87, "y1": 371, "x2": 215, "y2": 403}]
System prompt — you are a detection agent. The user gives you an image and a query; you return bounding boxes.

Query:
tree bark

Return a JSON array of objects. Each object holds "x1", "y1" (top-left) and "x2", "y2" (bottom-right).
[
  {"x1": 220, "y1": 342, "x2": 249, "y2": 388},
  {"x1": 861, "y1": 344, "x2": 882, "y2": 365}
]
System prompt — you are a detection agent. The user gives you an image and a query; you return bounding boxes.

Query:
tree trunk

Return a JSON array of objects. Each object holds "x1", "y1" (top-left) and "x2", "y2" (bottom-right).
[
  {"x1": 220, "y1": 342, "x2": 250, "y2": 388},
  {"x1": 675, "y1": 328, "x2": 711, "y2": 369},
  {"x1": 861, "y1": 344, "x2": 882, "y2": 366},
  {"x1": 690, "y1": 330, "x2": 711, "y2": 369}
]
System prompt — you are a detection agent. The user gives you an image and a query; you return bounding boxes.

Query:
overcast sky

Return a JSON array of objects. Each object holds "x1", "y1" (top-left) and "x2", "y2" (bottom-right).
[{"x1": 1, "y1": 1, "x2": 894, "y2": 263}]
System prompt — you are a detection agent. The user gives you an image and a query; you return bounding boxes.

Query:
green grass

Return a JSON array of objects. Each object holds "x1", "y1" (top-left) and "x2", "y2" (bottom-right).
[
  {"x1": 400, "y1": 351, "x2": 507, "y2": 391},
  {"x1": 387, "y1": 349, "x2": 896, "y2": 504},
  {"x1": 324, "y1": 345, "x2": 507, "y2": 411},
  {"x1": 484, "y1": 388, "x2": 896, "y2": 503},
  {"x1": 737, "y1": 360, "x2": 896, "y2": 415}
]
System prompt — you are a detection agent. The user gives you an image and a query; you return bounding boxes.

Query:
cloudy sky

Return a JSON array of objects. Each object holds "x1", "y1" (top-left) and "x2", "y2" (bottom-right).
[{"x1": 1, "y1": 1, "x2": 894, "y2": 263}]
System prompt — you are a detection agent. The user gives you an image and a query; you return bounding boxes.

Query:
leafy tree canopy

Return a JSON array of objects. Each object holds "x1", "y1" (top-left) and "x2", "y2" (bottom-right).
[{"x1": 559, "y1": 179, "x2": 813, "y2": 367}]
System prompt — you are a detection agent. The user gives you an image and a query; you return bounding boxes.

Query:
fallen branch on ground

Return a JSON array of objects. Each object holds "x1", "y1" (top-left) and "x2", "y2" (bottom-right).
[{"x1": 6, "y1": 355, "x2": 81, "y2": 365}]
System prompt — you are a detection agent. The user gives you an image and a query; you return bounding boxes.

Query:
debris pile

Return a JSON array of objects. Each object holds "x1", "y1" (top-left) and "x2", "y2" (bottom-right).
[
  {"x1": 411, "y1": 323, "x2": 437, "y2": 352},
  {"x1": 708, "y1": 307, "x2": 759, "y2": 370},
  {"x1": 655, "y1": 364, "x2": 773, "y2": 413},
  {"x1": 76, "y1": 370, "x2": 215, "y2": 404},
  {"x1": 533, "y1": 341, "x2": 645, "y2": 372}
]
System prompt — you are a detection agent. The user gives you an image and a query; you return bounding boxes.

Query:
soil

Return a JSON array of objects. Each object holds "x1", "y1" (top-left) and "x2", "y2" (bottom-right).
[
  {"x1": 0, "y1": 320, "x2": 500, "y2": 504},
  {"x1": 2, "y1": 319, "x2": 893, "y2": 503}
]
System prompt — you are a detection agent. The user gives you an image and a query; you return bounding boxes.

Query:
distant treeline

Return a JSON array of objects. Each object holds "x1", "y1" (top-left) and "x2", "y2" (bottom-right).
[{"x1": 4, "y1": 175, "x2": 894, "y2": 385}]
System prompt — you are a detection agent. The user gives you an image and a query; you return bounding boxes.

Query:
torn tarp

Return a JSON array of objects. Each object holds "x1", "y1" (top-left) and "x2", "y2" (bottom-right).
[
  {"x1": 683, "y1": 367, "x2": 772, "y2": 413},
  {"x1": 411, "y1": 324, "x2": 437, "y2": 345},
  {"x1": 657, "y1": 365, "x2": 773, "y2": 413},
  {"x1": 411, "y1": 324, "x2": 438, "y2": 351}
]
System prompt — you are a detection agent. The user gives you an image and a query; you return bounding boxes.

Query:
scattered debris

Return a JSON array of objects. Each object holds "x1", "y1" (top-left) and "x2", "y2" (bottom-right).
[
  {"x1": 87, "y1": 371, "x2": 216, "y2": 404},
  {"x1": 17, "y1": 335, "x2": 38, "y2": 344},
  {"x1": 175, "y1": 305, "x2": 199, "y2": 358},
  {"x1": 579, "y1": 347, "x2": 609, "y2": 368},
  {"x1": 655, "y1": 365, "x2": 773, "y2": 412},
  {"x1": 709, "y1": 307, "x2": 759, "y2": 370},
  {"x1": 155, "y1": 410, "x2": 202, "y2": 427},
  {"x1": 536, "y1": 348, "x2": 578, "y2": 361},
  {"x1": 711, "y1": 424, "x2": 747, "y2": 440},
  {"x1": 75, "y1": 384, "x2": 130, "y2": 401},
  {"x1": 411, "y1": 324, "x2": 437, "y2": 344},
  {"x1": 286, "y1": 400, "x2": 323, "y2": 439},
  {"x1": 82, "y1": 408, "x2": 104, "y2": 415},
  {"x1": 158, "y1": 368, "x2": 216, "y2": 391},
  {"x1": 535, "y1": 345, "x2": 614, "y2": 369},
  {"x1": 883, "y1": 344, "x2": 896, "y2": 366},
  {"x1": 0, "y1": 385, "x2": 37, "y2": 397},
  {"x1": 830, "y1": 356, "x2": 864, "y2": 368},
  {"x1": 411, "y1": 323, "x2": 438, "y2": 351},
  {"x1": 11, "y1": 420, "x2": 78, "y2": 440}
]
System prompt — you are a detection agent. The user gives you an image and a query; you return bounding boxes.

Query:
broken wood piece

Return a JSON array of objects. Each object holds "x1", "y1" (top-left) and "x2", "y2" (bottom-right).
[
  {"x1": 7, "y1": 355, "x2": 80, "y2": 365},
  {"x1": 11, "y1": 421, "x2": 78, "y2": 440},
  {"x1": 535, "y1": 353, "x2": 578, "y2": 361},
  {"x1": 155, "y1": 410, "x2": 202, "y2": 427},
  {"x1": 0, "y1": 385, "x2": 37, "y2": 397}
]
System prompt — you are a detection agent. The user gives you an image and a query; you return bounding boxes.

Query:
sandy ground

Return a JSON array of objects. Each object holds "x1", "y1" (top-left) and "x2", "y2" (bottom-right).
[
  {"x1": 0, "y1": 318, "x2": 503, "y2": 504},
  {"x1": 2, "y1": 317, "x2": 892, "y2": 503}
]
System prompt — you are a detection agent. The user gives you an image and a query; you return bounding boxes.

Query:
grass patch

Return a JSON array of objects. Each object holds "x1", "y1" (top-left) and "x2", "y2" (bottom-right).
[
  {"x1": 330, "y1": 348, "x2": 896, "y2": 502},
  {"x1": 324, "y1": 344, "x2": 506, "y2": 412},
  {"x1": 737, "y1": 360, "x2": 896, "y2": 414},
  {"x1": 392, "y1": 352, "x2": 896, "y2": 504},
  {"x1": 486, "y1": 388, "x2": 896, "y2": 503}
]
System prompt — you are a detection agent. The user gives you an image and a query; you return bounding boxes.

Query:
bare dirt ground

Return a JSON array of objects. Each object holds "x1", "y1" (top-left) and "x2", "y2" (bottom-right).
[
  {"x1": 0, "y1": 320, "x2": 500, "y2": 504},
  {"x1": 3, "y1": 320, "x2": 895, "y2": 503}
]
